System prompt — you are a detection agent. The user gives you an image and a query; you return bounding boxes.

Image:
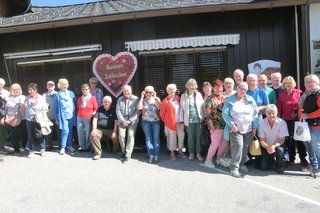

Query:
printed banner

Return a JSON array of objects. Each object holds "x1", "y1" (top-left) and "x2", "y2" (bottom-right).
[{"x1": 92, "y1": 52, "x2": 137, "y2": 97}]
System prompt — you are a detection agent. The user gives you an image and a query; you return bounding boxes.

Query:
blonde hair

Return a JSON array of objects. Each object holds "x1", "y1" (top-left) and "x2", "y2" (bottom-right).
[
  {"x1": 282, "y1": 76, "x2": 296, "y2": 88},
  {"x1": 224, "y1": 77, "x2": 235, "y2": 86},
  {"x1": 9, "y1": 83, "x2": 22, "y2": 96},
  {"x1": 57, "y1": 78, "x2": 69, "y2": 89},
  {"x1": 81, "y1": 83, "x2": 90, "y2": 91}
]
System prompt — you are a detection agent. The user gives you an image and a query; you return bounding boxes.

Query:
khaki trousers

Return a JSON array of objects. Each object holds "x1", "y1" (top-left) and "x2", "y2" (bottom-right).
[{"x1": 90, "y1": 128, "x2": 119, "y2": 155}]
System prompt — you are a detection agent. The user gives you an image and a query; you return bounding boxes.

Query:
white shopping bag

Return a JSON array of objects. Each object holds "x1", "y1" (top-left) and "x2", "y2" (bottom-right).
[{"x1": 293, "y1": 121, "x2": 311, "y2": 141}]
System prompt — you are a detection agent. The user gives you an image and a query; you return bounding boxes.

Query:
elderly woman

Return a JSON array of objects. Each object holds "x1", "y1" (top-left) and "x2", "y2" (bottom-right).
[
  {"x1": 246, "y1": 74, "x2": 269, "y2": 117},
  {"x1": 297, "y1": 74, "x2": 320, "y2": 176},
  {"x1": 223, "y1": 77, "x2": 236, "y2": 97},
  {"x1": 222, "y1": 82, "x2": 258, "y2": 177},
  {"x1": 24, "y1": 83, "x2": 48, "y2": 158},
  {"x1": 77, "y1": 83, "x2": 98, "y2": 152},
  {"x1": 89, "y1": 77, "x2": 103, "y2": 107},
  {"x1": 5, "y1": 84, "x2": 26, "y2": 154},
  {"x1": 204, "y1": 80, "x2": 228, "y2": 169},
  {"x1": 278, "y1": 76, "x2": 309, "y2": 168},
  {"x1": 56, "y1": 78, "x2": 77, "y2": 155},
  {"x1": 137, "y1": 86, "x2": 161, "y2": 163},
  {"x1": 160, "y1": 84, "x2": 187, "y2": 160},
  {"x1": 202, "y1": 82, "x2": 212, "y2": 102},
  {"x1": 0, "y1": 78, "x2": 9, "y2": 151},
  {"x1": 180, "y1": 78, "x2": 204, "y2": 161}
]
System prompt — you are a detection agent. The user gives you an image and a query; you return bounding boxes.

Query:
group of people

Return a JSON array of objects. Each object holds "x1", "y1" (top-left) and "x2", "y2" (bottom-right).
[{"x1": 0, "y1": 70, "x2": 319, "y2": 179}]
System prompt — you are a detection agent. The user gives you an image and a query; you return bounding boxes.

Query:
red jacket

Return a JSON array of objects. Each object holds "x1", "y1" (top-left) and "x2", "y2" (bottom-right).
[
  {"x1": 77, "y1": 95, "x2": 98, "y2": 118},
  {"x1": 160, "y1": 95, "x2": 180, "y2": 131},
  {"x1": 277, "y1": 88, "x2": 301, "y2": 121}
]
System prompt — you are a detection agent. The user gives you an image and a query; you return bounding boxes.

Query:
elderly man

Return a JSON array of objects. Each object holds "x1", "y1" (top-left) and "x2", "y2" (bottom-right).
[
  {"x1": 90, "y1": 96, "x2": 119, "y2": 160},
  {"x1": 233, "y1": 69, "x2": 244, "y2": 89},
  {"x1": 270, "y1": 72, "x2": 283, "y2": 100},
  {"x1": 258, "y1": 74, "x2": 277, "y2": 105},
  {"x1": 116, "y1": 85, "x2": 139, "y2": 163},
  {"x1": 43, "y1": 81, "x2": 60, "y2": 151},
  {"x1": 258, "y1": 104, "x2": 289, "y2": 174}
]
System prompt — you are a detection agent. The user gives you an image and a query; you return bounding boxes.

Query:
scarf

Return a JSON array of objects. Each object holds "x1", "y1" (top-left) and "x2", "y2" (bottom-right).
[
  {"x1": 81, "y1": 93, "x2": 92, "y2": 108},
  {"x1": 298, "y1": 88, "x2": 320, "y2": 105}
]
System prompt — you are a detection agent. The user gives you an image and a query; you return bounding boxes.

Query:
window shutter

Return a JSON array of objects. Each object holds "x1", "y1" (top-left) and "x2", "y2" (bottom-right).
[{"x1": 198, "y1": 50, "x2": 226, "y2": 83}]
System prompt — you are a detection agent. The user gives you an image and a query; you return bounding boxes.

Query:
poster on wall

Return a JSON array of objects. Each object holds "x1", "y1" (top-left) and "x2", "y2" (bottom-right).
[
  {"x1": 248, "y1": 59, "x2": 281, "y2": 81},
  {"x1": 313, "y1": 41, "x2": 320, "y2": 74},
  {"x1": 92, "y1": 52, "x2": 138, "y2": 98}
]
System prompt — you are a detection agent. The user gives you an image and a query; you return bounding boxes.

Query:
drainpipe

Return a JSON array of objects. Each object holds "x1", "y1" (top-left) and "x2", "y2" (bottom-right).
[{"x1": 295, "y1": 5, "x2": 301, "y2": 88}]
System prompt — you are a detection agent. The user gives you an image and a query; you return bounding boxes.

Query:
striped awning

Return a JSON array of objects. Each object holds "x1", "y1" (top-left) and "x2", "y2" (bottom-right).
[{"x1": 125, "y1": 34, "x2": 240, "y2": 51}]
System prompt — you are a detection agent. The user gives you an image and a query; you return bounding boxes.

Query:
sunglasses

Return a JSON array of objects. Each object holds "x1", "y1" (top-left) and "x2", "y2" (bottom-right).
[{"x1": 145, "y1": 91, "x2": 153, "y2": 94}]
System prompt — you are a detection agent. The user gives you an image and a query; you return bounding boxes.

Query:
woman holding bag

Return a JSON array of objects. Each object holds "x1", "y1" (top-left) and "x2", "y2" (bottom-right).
[
  {"x1": 5, "y1": 83, "x2": 26, "y2": 154},
  {"x1": 298, "y1": 74, "x2": 320, "y2": 176}
]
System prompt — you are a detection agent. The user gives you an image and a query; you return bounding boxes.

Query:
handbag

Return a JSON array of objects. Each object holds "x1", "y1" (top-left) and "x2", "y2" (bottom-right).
[
  {"x1": 293, "y1": 121, "x2": 311, "y2": 141},
  {"x1": 200, "y1": 125, "x2": 211, "y2": 146},
  {"x1": 249, "y1": 136, "x2": 261, "y2": 156},
  {"x1": 5, "y1": 111, "x2": 22, "y2": 127}
]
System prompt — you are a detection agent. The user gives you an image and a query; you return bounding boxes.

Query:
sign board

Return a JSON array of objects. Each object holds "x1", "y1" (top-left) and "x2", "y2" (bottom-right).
[{"x1": 93, "y1": 52, "x2": 137, "y2": 97}]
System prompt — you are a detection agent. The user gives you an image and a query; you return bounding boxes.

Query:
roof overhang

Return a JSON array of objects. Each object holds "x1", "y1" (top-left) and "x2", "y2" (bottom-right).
[{"x1": 0, "y1": 0, "x2": 319, "y2": 34}]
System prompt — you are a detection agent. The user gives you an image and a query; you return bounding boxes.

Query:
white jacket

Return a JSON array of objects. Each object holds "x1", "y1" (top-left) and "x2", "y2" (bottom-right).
[{"x1": 180, "y1": 91, "x2": 204, "y2": 126}]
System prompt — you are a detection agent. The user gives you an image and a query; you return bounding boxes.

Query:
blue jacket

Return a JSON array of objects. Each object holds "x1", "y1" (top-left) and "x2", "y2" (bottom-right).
[
  {"x1": 56, "y1": 90, "x2": 77, "y2": 129},
  {"x1": 222, "y1": 93, "x2": 259, "y2": 141}
]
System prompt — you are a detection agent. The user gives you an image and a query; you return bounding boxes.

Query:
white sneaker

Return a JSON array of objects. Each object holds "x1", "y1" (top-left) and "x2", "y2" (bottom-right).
[
  {"x1": 59, "y1": 148, "x2": 65, "y2": 155},
  {"x1": 197, "y1": 153, "x2": 204, "y2": 161},
  {"x1": 230, "y1": 169, "x2": 240, "y2": 178},
  {"x1": 204, "y1": 160, "x2": 215, "y2": 169},
  {"x1": 27, "y1": 152, "x2": 34, "y2": 158},
  {"x1": 40, "y1": 149, "x2": 45, "y2": 157}
]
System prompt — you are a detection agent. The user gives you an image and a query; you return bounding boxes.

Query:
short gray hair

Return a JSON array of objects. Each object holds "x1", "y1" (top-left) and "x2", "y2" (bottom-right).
[
  {"x1": 89, "y1": 77, "x2": 99, "y2": 84},
  {"x1": 266, "y1": 104, "x2": 278, "y2": 112},
  {"x1": 166, "y1": 84, "x2": 177, "y2": 93},
  {"x1": 103, "y1": 96, "x2": 112, "y2": 102},
  {"x1": 185, "y1": 78, "x2": 198, "y2": 89},
  {"x1": 304, "y1": 74, "x2": 320, "y2": 86},
  {"x1": 247, "y1": 73, "x2": 258, "y2": 81}
]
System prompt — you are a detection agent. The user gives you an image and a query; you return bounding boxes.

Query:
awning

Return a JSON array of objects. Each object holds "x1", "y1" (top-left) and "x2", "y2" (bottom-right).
[{"x1": 125, "y1": 34, "x2": 240, "y2": 52}]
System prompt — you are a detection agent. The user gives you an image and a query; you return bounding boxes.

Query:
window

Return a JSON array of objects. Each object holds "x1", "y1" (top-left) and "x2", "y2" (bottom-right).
[{"x1": 140, "y1": 47, "x2": 227, "y2": 99}]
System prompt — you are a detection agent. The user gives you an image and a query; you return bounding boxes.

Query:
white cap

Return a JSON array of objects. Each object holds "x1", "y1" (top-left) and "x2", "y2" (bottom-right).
[{"x1": 47, "y1": 81, "x2": 55, "y2": 85}]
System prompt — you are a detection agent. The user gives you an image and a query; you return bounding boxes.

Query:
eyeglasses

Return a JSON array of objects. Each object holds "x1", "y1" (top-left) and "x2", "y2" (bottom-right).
[
  {"x1": 82, "y1": 88, "x2": 89, "y2": 91},
  {"x1": 145, "y1": 91, "x2": 153, "y2": 94},
  {"x1": 89, "y1": 82, "x2": 96, "y2": 84}
]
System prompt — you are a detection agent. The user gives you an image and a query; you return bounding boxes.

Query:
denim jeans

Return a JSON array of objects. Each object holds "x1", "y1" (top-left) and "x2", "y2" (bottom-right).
[
  {"x1": 26, "y1": 120, "x2": 45, "y2": 151},
  {"x1": 60, "y1": 118, "x2": 74, "y2": 149},
  {"x1": 310, "y1": 127, "x2": 320, "y2": 169},
  {"x1": 260, "y1": 146, "x2": 284, "y2": 170},
  {"x1": 303, "y1": 141, "x2": 318, "y2": 169},
  {"x1": 141, "y1": 120, "x2": 161, "y2": 157},
  {"x1": 230, "y1": 131, "x2": 252, "y2": 170},
  {"x1": 77, "y1": 117, "x2": 91, "y2": 149}
]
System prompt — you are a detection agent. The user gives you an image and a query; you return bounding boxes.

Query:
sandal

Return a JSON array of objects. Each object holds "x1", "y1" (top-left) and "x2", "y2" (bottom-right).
[
  {"x1": 178, "y1": 153, "x2": 187, "y2": 159},
  {"x1": 170, "y1": 154, "x2": 176, "y2": 161}
]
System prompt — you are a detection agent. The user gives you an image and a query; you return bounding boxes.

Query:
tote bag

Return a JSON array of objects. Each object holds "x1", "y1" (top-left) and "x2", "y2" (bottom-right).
[
  {"x1": 294, "y1": 121, "x2": 311, "y2": 141},
  {"x1": 249, "y1": 136, "x2": 261, "y2": 156}
]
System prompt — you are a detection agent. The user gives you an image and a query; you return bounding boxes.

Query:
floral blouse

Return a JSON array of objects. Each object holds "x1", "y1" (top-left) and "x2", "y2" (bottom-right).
[{"x1": 204, "y1": 94, "x2": 226, "y2": 129}]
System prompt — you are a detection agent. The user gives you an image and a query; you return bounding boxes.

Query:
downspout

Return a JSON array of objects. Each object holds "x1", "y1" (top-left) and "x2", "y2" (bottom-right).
[
  {"x1": 295, "y1": 5, "x2": 301, "y2": 88},
  {"x1": 3, "y1": 54, "x2": 12, "y2": 85}
]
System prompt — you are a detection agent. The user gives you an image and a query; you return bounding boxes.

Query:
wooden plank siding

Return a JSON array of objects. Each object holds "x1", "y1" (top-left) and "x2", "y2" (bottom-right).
[{"x1": 0, "y1": 7, "x2": 301, "y2": 94}]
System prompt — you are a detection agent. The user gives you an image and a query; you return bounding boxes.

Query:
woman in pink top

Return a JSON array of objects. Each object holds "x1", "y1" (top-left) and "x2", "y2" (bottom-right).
[
  {"x1": 77, "y1": 83, "x2": 98, "y2": 152},
  {"x1": 277, "y1": 76, "x2": 309, "y2": 168}
]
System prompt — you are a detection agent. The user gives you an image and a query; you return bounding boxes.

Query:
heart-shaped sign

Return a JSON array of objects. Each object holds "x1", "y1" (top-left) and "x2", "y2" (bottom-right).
[{"x1": 92, "y1": 52, "x2": 137, "y2": 97}]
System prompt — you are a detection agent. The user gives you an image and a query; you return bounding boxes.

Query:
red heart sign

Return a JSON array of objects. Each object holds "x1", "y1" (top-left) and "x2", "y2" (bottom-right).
[{"x1": 92, "y1": 52, "x2": 138, "y2": 97}]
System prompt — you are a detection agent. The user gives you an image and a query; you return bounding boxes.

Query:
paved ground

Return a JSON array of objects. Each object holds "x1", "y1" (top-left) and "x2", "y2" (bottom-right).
[{"x1": 1, "y1": 144, "x2": 320, "y2": 213}]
